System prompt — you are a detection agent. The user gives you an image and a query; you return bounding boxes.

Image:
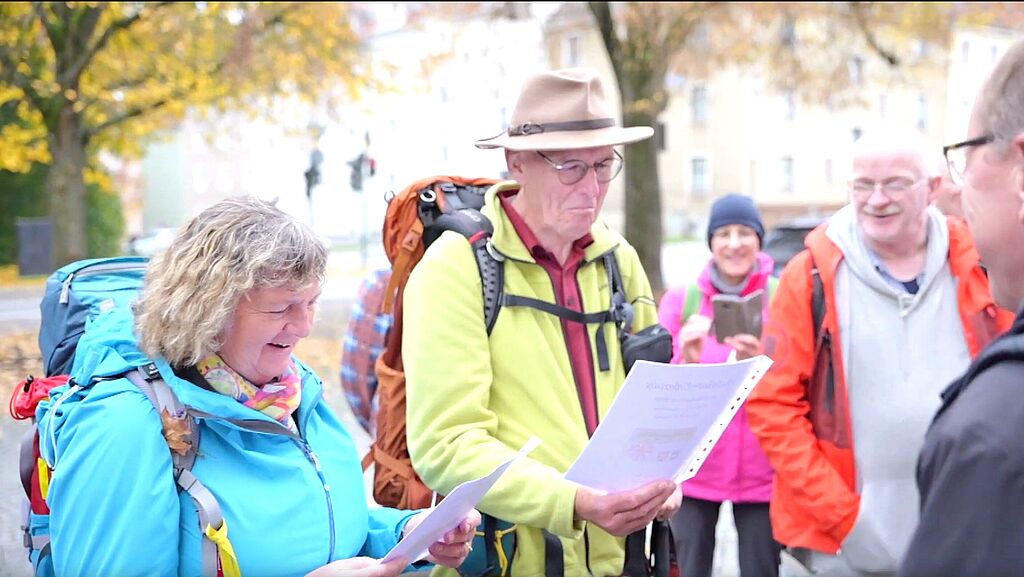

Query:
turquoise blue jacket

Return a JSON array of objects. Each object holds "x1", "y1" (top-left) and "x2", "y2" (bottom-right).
[{"x1": 37, "y1": 308, "x2": 416, "y2": 577}]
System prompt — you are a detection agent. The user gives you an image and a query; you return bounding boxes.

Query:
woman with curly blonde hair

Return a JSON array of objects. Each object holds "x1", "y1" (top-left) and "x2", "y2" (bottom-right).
[{"x1": 38, "y1": 196, "x2": 478, "y2": 577}]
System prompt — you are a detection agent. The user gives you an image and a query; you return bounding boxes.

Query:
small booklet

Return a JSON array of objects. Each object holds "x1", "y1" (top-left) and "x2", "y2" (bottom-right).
[
  {"x1": 381, "y1": 437, "x2": 541, "y2": 564},
  {"x1": 564, "y1": 357, "x2": 772, "y2": 493},
  {"x1": 712, "y1": 289, "x2": 764, "y2": 341}
]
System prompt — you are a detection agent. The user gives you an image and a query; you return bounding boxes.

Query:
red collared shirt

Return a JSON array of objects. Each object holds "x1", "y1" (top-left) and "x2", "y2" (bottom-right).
[{"x1": 498, "y1": 192, "x2": 599, "y2": 435}]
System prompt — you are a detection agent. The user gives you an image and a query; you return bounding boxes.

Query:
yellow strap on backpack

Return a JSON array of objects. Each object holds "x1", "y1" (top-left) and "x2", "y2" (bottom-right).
[
  {"x1": 494, "y1": 524, "x2": 517, "y2": 575},
  {"x1": 205, "y1": 519, "x2": 242, "y2": 577},
  {"x1": 37, "y1": 458, "x2": 50, "y2": 500},
  {"x1": 472, "y1": 523, "x2": 518, "y2": 576}
]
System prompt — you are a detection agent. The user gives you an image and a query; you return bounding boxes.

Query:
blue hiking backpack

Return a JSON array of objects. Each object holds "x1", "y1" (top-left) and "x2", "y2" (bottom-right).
[
  {"x1": 38, "y1": 256, "x2": 151, "y2": 377},
  {"x1": 16, "y1": 257, "x2": 229, "y2": 577}
]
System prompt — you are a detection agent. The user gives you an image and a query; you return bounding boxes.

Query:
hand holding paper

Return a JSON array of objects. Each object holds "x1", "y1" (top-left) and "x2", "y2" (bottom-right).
[
  {"x1": 402, "y1": 508, "x2": 480, "y2": 568},
  {"x1": 564, "y1": 356, "x2": 772, "y2": 493},
  {"x1": 381, "y1": 437, "x2": 541, "y2": 565},
  {"x1": 574, "y1": 479, "x2": 678, "y2": 537}
]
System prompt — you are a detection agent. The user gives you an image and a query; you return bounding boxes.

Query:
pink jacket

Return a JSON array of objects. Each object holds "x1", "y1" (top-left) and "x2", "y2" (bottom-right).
[{"x1": 657, "y1": 252, "x2": 775, "y2": 503}]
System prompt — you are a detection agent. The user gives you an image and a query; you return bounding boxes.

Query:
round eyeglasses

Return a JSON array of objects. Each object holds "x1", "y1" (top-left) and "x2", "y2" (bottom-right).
[{"x1": 536, "y1": 151, "x2": 624, "y2": 185}]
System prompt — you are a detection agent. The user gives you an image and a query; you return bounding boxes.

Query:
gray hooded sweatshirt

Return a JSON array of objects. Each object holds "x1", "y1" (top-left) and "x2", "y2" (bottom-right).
[{"x1": 810, "y1": 205, "x2": 973, "y2": 575}]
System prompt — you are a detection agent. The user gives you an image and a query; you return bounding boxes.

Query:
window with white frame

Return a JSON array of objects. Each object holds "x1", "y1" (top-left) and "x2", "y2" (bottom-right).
[
  {"x1": 782, "y1": 91, "x2": 796, "y2": 122},
  {"x1": 691, "y1": 85, "x2": 708, "y2": 127},
  {"x1": 566, "y1": 34, "x2": 582, "y2": 67},
  {"x1": 780, "y1": 156, "x2": 794, "y2": 193},
  {"x1": 849, "y1": 56, "x2": 865, "y2": 86},
  {"x1": 691, "y1": 156, "x2": 710, "y2": 197},
  {"x1": 917, "y1": 94, "x2": 928, "y2": 131}
]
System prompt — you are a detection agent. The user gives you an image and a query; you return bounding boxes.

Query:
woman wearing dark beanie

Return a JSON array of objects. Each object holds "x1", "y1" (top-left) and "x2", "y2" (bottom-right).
[{"x1": 658, "y1": 193, "x2": 781, "y2": 577}]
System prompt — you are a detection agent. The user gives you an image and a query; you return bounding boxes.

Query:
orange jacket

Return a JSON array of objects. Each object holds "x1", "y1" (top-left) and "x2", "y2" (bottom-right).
[{"x1": 746, "y1": 216, "x2": 1014, "y2": 554}]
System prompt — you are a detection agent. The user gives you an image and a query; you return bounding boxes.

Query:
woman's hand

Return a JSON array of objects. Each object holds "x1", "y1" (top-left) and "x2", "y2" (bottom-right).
[
  {"x1": 724, "y1": 334, "x2": 762, "y2": 360},
  {"x1": 304, "y1": 556, "x2": 407, "y2": 577},
  {"x1": 405, "y1": 508, "x2": 482, "y2": 569},
  {"x1": 679, "y1": 314, "x2": 712, "y2": 363}
]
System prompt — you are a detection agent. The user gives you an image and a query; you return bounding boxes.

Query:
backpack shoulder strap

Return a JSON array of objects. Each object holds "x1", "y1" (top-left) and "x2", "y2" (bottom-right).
[
  {"x1": 126, "y1": 363, "x2": 236, "y2": 577},
  {"x1": 600, "y1": 250, "x2": 633, "y2": 372},
  {"x1": 472, "y1": 233, "x2": 504, "y2": 335},
  {"x1": 767, "y1": 275, "x2": 780, "y2": 300},
  {"x1": 809, "y1": 255, "x2": 825, "y2": 343},
  {"x1": 682, "y1": 283, "x2": 703, "y2": 323}
]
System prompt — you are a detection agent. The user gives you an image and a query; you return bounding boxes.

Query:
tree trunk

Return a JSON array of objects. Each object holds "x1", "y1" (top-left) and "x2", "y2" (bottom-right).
[
  {"x1": 48, "y1": 104, "x2": 89, "y2": 268},
  {"x1": 621, "y1": 109, "x2": 664, "y2": 297}
]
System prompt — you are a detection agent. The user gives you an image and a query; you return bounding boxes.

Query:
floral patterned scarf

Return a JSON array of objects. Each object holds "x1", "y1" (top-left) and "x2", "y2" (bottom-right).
[{"x1": 197, "y1": 353, "x2": 302, "y2": 432}]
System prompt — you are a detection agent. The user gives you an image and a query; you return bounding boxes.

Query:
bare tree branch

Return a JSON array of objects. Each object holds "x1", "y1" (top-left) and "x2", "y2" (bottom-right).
[
  {"x1": 849, "y1": 3, "x2": 900, "y2": 66},
  {"x1": 32, "y1": 2, "x2": 65, "y2": 57}
]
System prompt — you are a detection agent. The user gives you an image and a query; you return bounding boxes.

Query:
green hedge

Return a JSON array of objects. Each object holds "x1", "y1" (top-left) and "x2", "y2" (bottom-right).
[{"x1": 0, "y1": 164, "x2": 126, "y2": 265}]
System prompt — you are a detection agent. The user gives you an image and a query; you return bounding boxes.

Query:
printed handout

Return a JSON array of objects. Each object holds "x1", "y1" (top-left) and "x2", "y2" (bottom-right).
[
  {"x1": 381, "y1": 437, "x2": 541, "y2": 564},
  {"x1": 564, "y1": 357, "x2": 772, "y2": 493}
]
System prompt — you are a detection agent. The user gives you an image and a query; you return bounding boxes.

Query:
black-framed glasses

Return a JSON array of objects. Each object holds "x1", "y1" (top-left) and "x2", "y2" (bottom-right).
[
  {"x1": 536, "y1": 150, "x2": 624, "y2": 185},
  {"x1": 943, "y1": 133, "x2": 995, "y2": 187}
]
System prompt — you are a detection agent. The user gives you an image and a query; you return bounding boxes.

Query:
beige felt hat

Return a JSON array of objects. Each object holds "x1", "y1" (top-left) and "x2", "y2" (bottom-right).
[{"x1": 475, "y1": 67, "x2": 654, "y2": 151}]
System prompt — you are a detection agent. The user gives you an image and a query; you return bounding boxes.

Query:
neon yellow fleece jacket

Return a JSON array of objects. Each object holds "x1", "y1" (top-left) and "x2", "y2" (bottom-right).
[{"x1": 404, "y1": 181, "x2": 659, "y2": 577}]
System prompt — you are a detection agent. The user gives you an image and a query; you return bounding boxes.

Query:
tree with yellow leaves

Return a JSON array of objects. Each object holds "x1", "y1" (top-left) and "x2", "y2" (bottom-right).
[
  {"x1": 587, "y1": 1, "x2": 1017, "y2": 294},
  {"x1": 0, "y1": 2, "x2": 367, "y2": 267}
]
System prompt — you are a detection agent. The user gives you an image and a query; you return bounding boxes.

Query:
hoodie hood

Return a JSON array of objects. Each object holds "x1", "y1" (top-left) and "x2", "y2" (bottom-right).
[{"x1": 825, "y1": 204, "x2": 949, "y2": 300}]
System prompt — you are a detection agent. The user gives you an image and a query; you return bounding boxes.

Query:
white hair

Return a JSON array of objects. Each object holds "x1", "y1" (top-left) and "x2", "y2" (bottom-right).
[{"x1": 851, "y1": 127, "x2": 931, "y2": 177}]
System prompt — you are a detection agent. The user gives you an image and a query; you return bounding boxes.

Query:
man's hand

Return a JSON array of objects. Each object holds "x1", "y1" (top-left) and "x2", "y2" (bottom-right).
[
  {"x1": 679, "y1": 314, "x2": 712, "y2": 363},
  {"x1": 404, "y1": 508, "x2": 483, "y2": 569},
  {"x1": 304, "y1": 556, "x2": 407, "y2": 577},
  {"x1": 574, "y1": 480, "x2": 677, "y2": 537},
  {"x1": 655, "y1": 484, "x2": 683, "y2": 521},
  {"x1": 724, "y1": 334, "x2": 762, "y2": 360}
]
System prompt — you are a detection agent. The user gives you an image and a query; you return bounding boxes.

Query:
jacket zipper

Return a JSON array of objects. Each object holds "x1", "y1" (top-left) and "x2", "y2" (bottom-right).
[
  {"x1": 298, "y1": 439, "x2": 337, "y2": 564},
  {"x1": 190, "y1": 410, "x2": 337, "y2": 562}
]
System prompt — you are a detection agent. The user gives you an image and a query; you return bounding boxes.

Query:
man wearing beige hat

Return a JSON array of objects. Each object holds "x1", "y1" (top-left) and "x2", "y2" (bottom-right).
[{"x1": 403, "y1": 68, "x2": 681, "y2": 576}]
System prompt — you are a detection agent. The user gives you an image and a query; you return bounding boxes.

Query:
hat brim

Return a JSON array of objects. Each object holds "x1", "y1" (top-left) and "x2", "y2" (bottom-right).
[{"x1": 475, "y1": 126, "x2": 654, "y2": 151}]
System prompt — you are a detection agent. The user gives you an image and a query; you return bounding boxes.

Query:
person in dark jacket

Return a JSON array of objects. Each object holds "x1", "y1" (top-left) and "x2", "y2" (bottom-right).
[{"x1": 898, "y1": 39, "x2": 1024, "y2": 577}]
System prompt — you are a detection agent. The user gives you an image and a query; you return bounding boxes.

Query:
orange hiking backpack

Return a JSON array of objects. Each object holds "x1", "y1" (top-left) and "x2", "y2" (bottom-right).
[{"x1": 363, "y1": 175, "x2": 501, "y2": 509}]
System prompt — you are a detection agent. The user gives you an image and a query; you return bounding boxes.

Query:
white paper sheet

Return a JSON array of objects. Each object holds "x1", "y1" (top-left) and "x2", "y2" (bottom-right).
[
  {"x1": 382, "y1": 437, "x2": 541, "y2": 563},
  {"x1": 564, "y1": 356, "x2": 772, "y2": 493}
]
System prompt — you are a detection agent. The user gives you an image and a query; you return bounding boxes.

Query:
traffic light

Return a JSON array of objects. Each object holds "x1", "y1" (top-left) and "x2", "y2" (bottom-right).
[
  {"x1": 348, "y1": 153, "x2": 364, "y2": 192},
  {"x1": 304, "y1": 166, "x2": 321, "y2": 200},
  {"x1": 305, "y1": 148, "x2": 323, "y2": 199}
]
